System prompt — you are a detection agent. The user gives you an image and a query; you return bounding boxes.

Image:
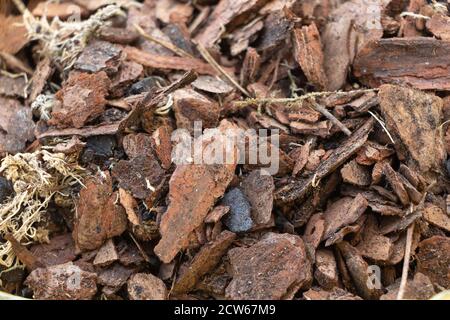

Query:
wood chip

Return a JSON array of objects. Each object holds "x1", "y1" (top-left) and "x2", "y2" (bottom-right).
[
  {"x1": 127, "y1": 273, "x2": 168, "y2": 300},
  {"x1": 154, "y1": 120, "x2": 239, "y2": 263},
  {"x1": 341, "y1": 160, "x2": 371, "y2": 187},
  {"x1": 314, "y1": 249, "x2": 339, "y2": 290},
  {"x1": 173, "y1": 230, "x2": 236, "y2": 294},
  {"x1": 225, "y1": 232, "x2": 312, "y2": 300},
  {"x1": 73, "y1": 171, "x2": 127, "y2": 252},
  {"x1": 292, "y1": 22, "x2": 328, "y2": 90},
  {"x1": 416, "y1": 236, "x2": 450, "y2": 289},
  {"x1": 25, "y1": 262, "x2": 97, "y2": 300},
  {"x1": 93, "y1": 239, "x2": 119, "y2": 267},
  {"x1": 354, "y1": 38, "x2": 450, "y2": 89}
]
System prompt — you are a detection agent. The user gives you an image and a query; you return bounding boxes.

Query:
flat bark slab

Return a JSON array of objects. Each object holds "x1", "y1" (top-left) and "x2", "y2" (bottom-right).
[
  {"x1": 378, "y1": 84, "x2": 445, "y2": 180},
  {"x1": 127, "y1": 273, "x2": 168, "y2": 300},
  {"x1": 354, "y1": 38, "x2": 450, "y2": 90},
  {"x1": 416, "y1": 236, "x2": 450, "y2": 289},
  {"x1": 154, "y1": 120, "x2": 239, "y2": 263},
  {"x1": 73, "y1": 171, "x2": 127, "y2": 252},
  {"x1": 25, "y1": 262, "x2": 97, "y2": 300},
  {"x1": 225, "y1": 232, "x2": 311, "y2": 300},
  {"x1": 172, "y1": 230, "x2": 236, "y2": 294}
]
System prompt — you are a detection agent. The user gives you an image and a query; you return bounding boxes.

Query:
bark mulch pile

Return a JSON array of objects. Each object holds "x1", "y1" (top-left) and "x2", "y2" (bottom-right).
[{"x1": 0, "y1": 0, "x2": 449, "y2": 300}]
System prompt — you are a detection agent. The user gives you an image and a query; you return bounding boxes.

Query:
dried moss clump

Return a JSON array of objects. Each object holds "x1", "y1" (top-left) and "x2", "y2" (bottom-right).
[
  {"x1": 21, "y1": 3, "x2": 125, "y2": 70},
  {"x1": 0, "y1": 150, "x2": 85, "y2": 267}
]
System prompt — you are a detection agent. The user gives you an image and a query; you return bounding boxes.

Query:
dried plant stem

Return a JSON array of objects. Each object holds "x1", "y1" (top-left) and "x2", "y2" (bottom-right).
[
  {"x1": 134, "y1": 24, "x2": 193, "y2": 59},
  {"x1": 397, "y1": 222, "x2": 415, "y2": 300},
  {"x1": 310, "y1": 101, "x2": 352, "y2": 136},
  {"x1": 233, "y1": 88, "x2": 377, "y2": 107},
  {"x1": 196, "y1": 42, "x2": 251, "y2": 97},
  {"x1": 368, "y1": 111, "x2": 396, "y2": 144}
]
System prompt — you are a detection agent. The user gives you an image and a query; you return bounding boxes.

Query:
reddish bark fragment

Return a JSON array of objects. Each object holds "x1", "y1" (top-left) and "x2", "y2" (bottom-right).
[
  {"x1": 380, "y1": 272, "x2": 435, "y2": 300},
  {"x1": 25, "y1": 262, "x2": 97, "y2": 300},
  {"x1": 50, "y1": 71, "x2": 111, "y2": 128},
  {"x1": 154, "y1": 120, "x2": 239, "y2": 263},
  {"x1": 354, "y1": 38, "x2": 450, "y2": 90},
  {"x1": 93, "y1": 239, "x2": 119, "y2": 267},
  {"x1": 378, "y1": 84, "x2": 445, "y2": 181},
  {"x1": 322, "y1": 194, "x2": 368, "y2": 241},
  {"x1": 124, "y1": 46, "x2": 217, "y2": 75},
  {"x1": 73, "y1": 171, "x2": 127, "y2": 252},
  {"x1": 426, "y1": 13, "x2": 450, "y2": 40},
  {"x1": 195, "y1": 0, "x2": 270, "y2": 48},
  {"x1": 292, "y1": 23, "x2": 327, "y2": 90},
  {"x1": 423, "y1": 203, "x2": 450, "y2": 232},
  {"x1": 0, "y1": 97, "x2": 35, "y2": 155},
  {"x1": 341, "y1": 160, "x2": 371, "y2": 187},
  {"x1": 127, "y1": 273, "x2": 168, "y2": 300},
  {"x1": 241, "y1": 170, "x2": 274, "y2": 225},
  {"x1": 172, "y1": 89, "x2": 221, "y2": 134},
  {"x1": 322, "y1": 0, "x2": 384, "y2": 90},
  {"x1": 416, "y1": 236, "x2": 450, "y2": 289},
  {"x1": 225, "y1": 233, "x2": 311, "y2": 300},
  {"x1": 173, "y1": 230, "x2": 236, "y2": 294},
  {"x1": 112, "y1": 153, "x2": 165, "y2": 200},
  {"x1": 337, "y1": 241, "x2": 382, "y2": 300},
  {"x1": 30, "y1": 234, "x2": 76, "y2": 267},
  {"x1": 314, "y1": 249, "x2": 339, "y2": 290}
]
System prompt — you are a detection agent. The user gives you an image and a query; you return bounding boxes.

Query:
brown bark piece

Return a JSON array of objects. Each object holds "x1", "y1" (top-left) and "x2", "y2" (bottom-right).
[
  {"x1": 303, "y1": 213, "x2": 325, "y2": 250},
  {"x1": 356, "y1": 215, "x2": 393, "y2": 262},
  {"x1": 50, "y1": 71, "x2": 111, "y2": 128},
  {"x1": 416, "y1": 236, "x2": 450, "y2": 289},
  {"x1": 112, "y1": 153, "x2": 165, "y2": 200},
  {"x1": 356, "y1": 141, "x2": 394, "y2": 166},
  {"x1": 172, "y1": 230, "x2": 236, "y2": 294},
  {"x1": 192, "y1": 76, "x2": 234, "y2": 95},
  {"x1": 241, "y1": 170, "x2": 274, "y2": 225},
  {"x1": 426, "y1": 13, "x2": 450, "y2": 40},
  {"x1": 341, "y1": 160, "x2": 371, "y2": 187},
  {"x1": 292, "y1": 22, "x2": 328, "y2": 90},
  {"x1": 97, "y1": 263, "x2": 135, "y2": 292},
  {"x1": 322, "y1": 194, "x2": 368, "y2": 241},
  {"x1": 290, "y1": 121, "x2": 331, "y2": 137},
  {"x1": 127, "y1": 273, "x2": 168, "y2": 300},
  {"x1": 30, "y1": 234, "x2": 77, "y2": 267},
  {"x1": 0, "y1": 97, "x2": 35, "y2": 155},
  {"x1": 28, "y1": 57, "x2": 53, "y2": 103},
  {"x1": 0, "y1": 15, "x2": 28, "y2": 54},
  {"x1": 31, "y1": 2, "x2": 88, "y2": 19},
  {"x1": 383, "y1": 162, "x2": 410, "y2": 207},
  {"x1": 74, "y1": 40, "x2": 122, "y2": 75},
  {"x1": 195, "y1": 0, "x2": 270, "y2": 48},
  {"x1": 93, "y1": 239, "x2": 119, "y2": 267},
  {"x1": 73, "y1": 171, "x2": 127, "y2": 252},
  {"x1": 322, "y1": 0, "x2": 385, "y2": 90},
  {"x1": 240, "y1": 48, "x2": 261, "y2": 87},
  {"x1": 276, "y1": 118, "x2": 374, "y2": 204},
  {"x1": 337, "y1": 241, "x2": 382, "y2": 300},
  {"x1": 122, "y1": 133, "x2": 154, "y2": 159},
  {"x1": 204, "y1": 205, "x2": 230, "y2": 224},
  {"x1": 380, "y1": 272, "x2": 435, "y2": 300},
  {"x1": 354, "y1": 38, "x2": 450, "y2": 90},
  {"x1": 423, "y1": 203, "x2": 450, "y2": 232},
  {"x1": 109, "y1": 60, "x2": 143, "y2": 97},
  {"x1": 303, "y1": 287, "x2": 362, "y2": 300},
  {"x1": 152, "y1": 125, "x2": 173, "y2": 170},
  {"x1": 154, "y1": 120, "x2": 239, "y2": 263},
  {"x1": 0, "y1": 74, "x2": 27, "y2": 98},
  {"x1": 378, "y1": 84, "x2": 445, "y2": 180},
  {"x1": 172, "y1": 88, "x2": 221, "y2": 134},
  {"x1": 292, "y1": 140, "x2": 312, "y2": 176},
  {"x1": 225, "y1": 232, "x2": 312, "y2": 300},
  {"x1": 314, "y1": 249, "x2": 339, "y2": 290},
  {"x1": 124, "y1": 46, "x2": 217, "y2": 75},
  {"x1": 25, "y1": 262, "x2": 97, "y2": 300}
]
